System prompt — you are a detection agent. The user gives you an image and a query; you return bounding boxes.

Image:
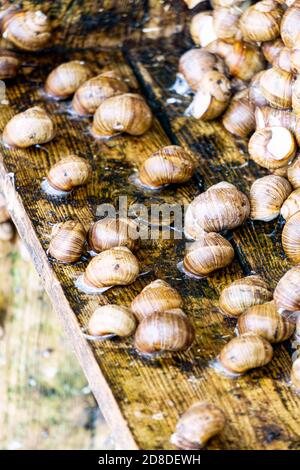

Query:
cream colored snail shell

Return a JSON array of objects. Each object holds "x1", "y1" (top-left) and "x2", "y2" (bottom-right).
[
  {"x1": 291, "y1": 48, "x2": 300, "y2": 73},
  {"x1": 83, "y1": 246, "x2": 139, "y2": 288},
  {"x1": 71, "y1": 72, "x2": 129, "y2": 116},
  {"x1": 287, "y1": 155, "x2": 300, "y2": 188},
  {"x1": 0, "y1": 221, "x2": 14, "y2": 241},
  {"x1": 248, "y1": 71, "x2": 268, "y2": 107},
  {"x1": 178, "y1": 49, "x2": 225, "y2": 91},
  {"x1": 2, "y1": 106, "x2": 56, "y2": 148},
  {"x1": 255, "y1": 106, "x2": 296, "y2": 133},
  {"x1": 139, "y1": 145, "x2": 196, "y2": 188},
  {"x1": 88, "y1": 217, "x2": 140, "y2": 253},
  {"x1": 262, "y1": 37, "x2": 285, "y2": 66},
  {"x1": 292, "y1": 76, "x2": 300, "y2": 115},
  {"x1": 281, "y1": 2, "x2": 300, "y2": 49},
  {"x1": 291, "y1": 357, "x2": 300, "y2": 389},
  {"x1": 131, "y1": 279, "x2": 183, "y2": 322},
  {"x1": 281, "y1": 188, "x2": 300, "y2": 219},
  {"x1": 88, "y1": 305, "x2": 136, "y2": 338},
  {"x1": 48, "y1": 220, "x2": 86, "y2": 263},
  {"x1": 250, "y1": 175, "x2": 292, "y2": 221},
  {"x1": 248, "y1": 127, "x2": 296, "y2": 170},
  {"x1": 1, "y1": 10, "x2": 51, "y2": 51},
  {"x1": 0, "y1": 49, "x2": 20, "y2": 79},
  {"x1": 274, "y1": 265, "x2": 300, "y2": 313},
  {"x1": 46, "y1": 155, "x2": 92, "y2": 192},
  {"x1": 237, "y1": 301, "x2": 295, "y2": 343},
  {"x1": 219, "y1": 332, "x2": 273, "y2": 374},
  {"x1": 278, "y1": 47, "x2": 293, "y2": 72},
  {"x1": 213, "y1": 5, "x2": 245, "y2": 40},
  {"x1": 184, "y1": 182, "x2": 250, "y2": 238},
  {"x1": 190, "y1": 12, "x2": 217, "y2": 47},
  {"x1": 134, "y1": 309, "x2": 195, "y2": 355},
  {"x1": 45, "y1": 61, "x2": 93, "y2": 100},
  {"x1": 171, "y1": 402, "x2": 226, "y2": 450},
  {"x1": 240, "y1": 0, "x2": 283, "y2": 42},
  {"x1": 282, "y1": 210, "x2": 300, "y2": 263},
  {"x1": 219, "y1": 275, "x2": 273, "y2": 317},
  {"x1": 260, "y1": 67, "x2": 293, "y2": 109},
  {"x1": 183, "y1": 233, "x2": 234, "y2": 277},
  {"x1": 92, "y1": 93, "x2": 153, "y2": 137},
  {"x1": 222, "y1": 89, "x2": 255, "y2": 138}
]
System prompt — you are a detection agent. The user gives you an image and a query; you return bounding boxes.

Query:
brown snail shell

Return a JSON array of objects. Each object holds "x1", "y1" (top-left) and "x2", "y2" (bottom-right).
[
  {"x1": 219, "y1": 332, "x2": 273, "y2": 374},
  {"x1": 92, "y1": 93, "x2": 153, "y2": 137},
  {"x1": 1, "y1": 10, "x2": 51, "y2": 51},
  {"x1": 134, "y1": 309, "x2": 195, "y2": 355},
  {"x1": 45, "y1": 61, "x2": 93, "y2": 100},
  {"x1": 277, "y1": 47, "x2": 293, "y2": 72},
  {"x1": 171, "y1": 402, "x2": 226, "y2": 450},
  {"x1": 190, "y1": 12, "x2": 217, "y2": 47},
  {"x1": 178, "y1": 48, "x2": 225, "y2": 91},
  {"x1": 88, "y1": 305, "x2": 136, "y2": 338},
  {"x1": 83, "y1": 246, "x2": 139, "y2": 288},
  {"x1": 250, "y1": 175, "x2": 292, "y2": 221},
  {"x1": 291, "y1": 48, "x2": 300, "y2": 73},
  {"x1": 2, "y1": 106, "x2": 56, "y2": 148},
  {"x1": 88, "y1": 217, "x2": 140, "y2": 253},
  {"x1": 46, "y1": 155, "x2": 92, "y2": 193},
  {"x1": 287, "y1": 155, "x2": 300, "y2": 188},
  {"x1": 131, "y1": 279, "x2": 183, "y2": 322},
  {"x1": 139, "y1": 145, "x2": 196, "y2": 188},
  {"x1": 260, "y1": 67, "x2": 293, "y2": 109},
  {"x1": 291, "y1": 357, "x2": 300, "y2": 389},
  {"x1": 48, "y1": 220, "x2": 86, "y2": 263},
  {"x1": 262, "y1": 37, "x2": 285, "y2": 65},
  {"x1": 240, "y1": 0, "x2": 283, "y2": 42},
  {"x1": 183, "y1": 233, "x2": 234, "y2": 277},
  {"x1": 219, "y1": 275, "x2": 273, "y2": 317},
  {"x1": 0, "y1": 48, "x2": 20, "y2": 79},
  {"x1": 274, "y1": 265, "x2": 300, "y2": 314},
  {"x1": 213, "y1": 5, "x2": 245, "y2": 40},
  {"x1": 248, "y1": 71, "x2": 269, "y2": 107},
  {"x1": 237, "y1": 301, "x2": 295, "y2": 343},
  {"x1": 184, "y1": 182, "x2": 250, "y2": 238},
  {"x1": 255, "y1": 106, "x2": 296, "y2": 133},
  {"x1": 281, "y1": 1, "x2": 300, "y2": 49},
  {"x1": 222, "y1": 89, "x2": 255, "y2": 138},
  {"x1": 71, "y1": 72, "x2": 129, "y2": 116},
  {"x1": 282, "y1": 210, "x2": 300, "y2": 263},
  {"x1": 292, "y1": 76, "x2": 300, "y2": 115},
  {"x1": 281, "y1": 188, "x2": 300, "y2": 219}
]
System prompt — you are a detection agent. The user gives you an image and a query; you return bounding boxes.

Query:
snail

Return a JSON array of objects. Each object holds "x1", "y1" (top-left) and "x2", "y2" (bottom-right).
[
  {"x1": 248, "y1": 71, "x2": 269, "y2": 107},
  {"x1": 0, "y1": 221, "x2": 14, "y2": 241},
  {"x1": 178, "y1": 49, "x2": 225, "y2": 91},
  {"x1": 138, "y1": 145, "x2": 196, "y2": 189},
  {"x1": 88, "y1": 217, "x2": 140, "y2": 253},
  {"x1": 48, "y1": 220, "x2": 86, "y2": 263},
  {"x1": 282, "y1": 210, "x2": 300, "y2": 263},
  {"x1": 291, "y1": 48, "x2": 300, "y2": 73},
  {"x1": 287, "y1": 155, "x2": 300, "y2": 188},
  {"x1": 248, "y1": 127, "x2": 296, "y2": 170},
  {"x1": 277, "y1": 47, "x2": 293, "y2": 72},
  {"x1": 2, "y1": 106, "x2": 56, "y2": 148},
  {"x1": 1, "y1": 10, "x2": 51, "y2": 51},
  {"x1": 259, "y1": 67, "x2": 293, "y2": 109},
  {"x1": 184, "y1": 182, "x2": 250, "y2": 238},
  {"x1": 207, "y1": 39, "x2": 265, "y2": 81},
  {"x1": 131, "y1": 279, "x2": 183, "y2": 321},
  {"x1": 291, "y1": 357, "x2": 300, "y2": 389},
  {"x1": 213, "y1": 4, "x2": 245, "y2": 40},
  {"x1": 281, "y1": 188, "x2": 300, "y2": 219},
  {"x1": 71, "y1": 71, "x2": 129, "y2": 116},
  {"x1": 45, "y1": 155, "x2": 92, "y2": 194},
  {"x1": 0, "y1": 49, "x2": 20, "y2": 79},
  {"x1": 273, "y1": 265, "x2": 300, "y2": 314},
  {"x1": 281, "y1": 1, "x2": 300, "y2": 48},
  {"x1": 183, "y1": 233, "x2": 235, "y2": 277},
  {"x1": 262, "y1": 37, "x2": 285, "y2": 66},
  {"x1": 87, "y1": 305, "x2": 136, "y2": 339},
  {"x1": 92, "y1": 93, "x2": 153, "y2": 137},
  {"x1": 222, "y1": 89, "x2": 255, "y2": 138},
  {"x1": 171, "y1": 402, "x2": 226, "y2": 450},
  {"x1": 293, "y1": 76, "x2": 300, "y2": 115},
  {"x1": 134, "y1": 309, "x2": 195, "y2": 355},
  {"x1": 250, "y1": 175, "x2": 292, "y2": 221},
  {"x1": 219, "y1": 333, "x2": 273, "y2": 375},
  {"x1": 255, "y1": 107, "x2": 296, "y2": 133},
  {"x1": 82, "y1": 246, "x2": 139, "y2": 290},
  {"x1": 45, "y1": 61, "x2": 93, "y2": 100},
  {"x1": 219, "y1": 275, "x2": 273, "y2": 317},
  {"x1": 240, "y1": 0, "x2": 283, "y2": 42},
  {"x1": 237, "y1": 301, "x2": 295, "y2": 343},
  {"x1": 190, "y1": 12, "x2": 217, "y2": 47}
]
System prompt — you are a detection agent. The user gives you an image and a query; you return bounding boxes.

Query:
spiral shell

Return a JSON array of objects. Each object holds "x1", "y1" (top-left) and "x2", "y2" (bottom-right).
[
  {"x1": 282, "y1": 211, "x2": 300, "y2": 263},
  {"x1": 274, "y1": 265, "x2": 300, "y2": 314},
  {"x1": 48, "y1": 220, "x2": 86, "y2": 263},
  {"x1": 222, "y1": 89, "x2": 255, "y2": 138},
  {"x1": 291, "y1": 357, "x2": 300, "y2": 389},
  {"x1": 131, "y1": 279, "x2": 183, "y2": 321},
  {"x1": 287, "y1": 155, "x2": 300, "y2": 188},
  {"x1": 88, "y1": 305, "x2": 136, "y2": 338},
  {"x1": 262, "y1": 37, "x2": 285, "y2": 66},
  {"x1": 0, "y1": 49, "x2": 20, "y2": 79},
  {"x1": 260, "y1": 67, "x2": 293, "y2": 109},
  {"x1": 281, "y1": 1, "x2": 300, "y2": 48},
  {"x1": 88, "y1": 217, "x2": 140, "y2": 253},
  {"x1": 219, "y1": 275, "x2": 273, "y2": 317},
  {"x1": 46, "y1": 155, "x2": 92, "y2": 193},
  {"x1": 250, "y1": 175, "x2": 292, "y2": 221},
  {"x1": 248, "y1": 71, "x2": 268, "y2": 108},
  {"x1": 134, "y1": 309, "x2": 195, "y2": 355},
  {"x1": 255, "y1": 106, "x2": 296, "y2": 133},
  {"x1": 219, "y1": 332, "x2": 273, "y2": 374},
  {"x1": 92, "y1": 93, "x2": 153, "y2": 137},
  {"x1": 281, "y1": 188, "x2": 300, "y2": 220},
  {"x1": 83, "y1": 246, "x2": 139, "y2": 288},
  {"x1": 2, "y1": 106, "x2": 56, "y2": 148},
  {"x1": 178, "y1": 49, "x2": 225, "y2": 91},
  {"x1": 171, "y1": 402, "x2": 226, "y2": 450},
  {"x1": 240, "y1": 0, "x2": 283, "y2": 42},
  {"x1": 45, "y1": 61, "x2": 93, "y2": 100},
  {"x1": 2, "y1": 10, "x2": 51, "y2": 51}
]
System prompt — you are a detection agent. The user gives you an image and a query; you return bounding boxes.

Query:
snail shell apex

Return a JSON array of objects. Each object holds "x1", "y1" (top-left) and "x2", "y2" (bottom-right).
[
  {"x1": 47, "y1": 155, "x2": 92, "y2": 192},
  {"x1": 281, "y1": 188, "x2": 300, "y2": 220},
  {"x1": 88, "y1": 217, "x2": 140, "y2": 253},
  {"x1": 48, "y1": 220, "x2": 86, "y2": 263},
  {"x1": 282, "y1": 210, "x2": 300, "y2": 263},
  {"x1": 88, "y1": 305, "x2": 136, "y2": 338}
]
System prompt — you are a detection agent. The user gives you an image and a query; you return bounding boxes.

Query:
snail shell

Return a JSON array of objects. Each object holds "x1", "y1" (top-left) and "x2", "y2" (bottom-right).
[
  {"x1": 131, "y1": 279, "x2": 183, "y2": 321},
  {"x1": 281, "y1": 1, "x2": 300, "y2": 49},
  {"x1": 278, "y1": 47, "x2": 293, "y2": 72},
  {"x1": 183, "y1": 233, "x2": 234, "y2": 277},
  {"x1": 48, "y1": 220, "x2": 86, "y2": 263},
  {"x1": 0, "y1": 221, "x2": 14, "y2": 241},
  {"x1": 1, "y1": 10, "x2": 51, "y2": 51},
  {"x1": 260, "y1": 67, "x2": 293, "y2": 109},
  {"x1": 237, "y1": 301, "x2": 295, "y2": 343},
  {"x1": 88, "y1": 305, "x2": 136, "y2": 338},
  {"x1": 255, "y1": 106, "x2": 296, "y2": 133},
  {"x1": 139, "y1": 145, "x2": 196, "y2": 188},
  {"x1": 88, "y1": 217, "x2": 140, "y2": 253},
  {"x1": 83, "y1": 246, "x2": 139, "y2": 288},
  {"x1": 274, "y1": 265, "x2": 300, "y2": 314},
  {"x1": 0, "y1": 48, "x2": 20, "y2": 79},
  {"x1": 190, "y1": 12, "x2": 217, "y2": 47},
  {"x1": 178, "y1": 49, "x2": 225, "y2": 91},
  {"x1": 219, "y1": 275, "x2": 273, "y2": 317},
  {"x1": 248, "y1": 71, "x2": 268, "y2": 108},
  {"x1": 45, "y1": 61, "x2": 93, "y2": 100},
  {"x1": 92, "y1": 93, "x2": 153, "y2": 137},
  {"x1": 71, "y1": 72, "x2": 129, "y2": 116},
  {"x1": 250, "y1": 175, "x2": 292, "y2": 221},
  {"x1": 184, "y1": 182, "x2": 250, "y2": 238},
  {"x1": 134, "y1": 309, "x2": 195, "y2": 355},
  {"x1": 219, "y1": 332, "x2": 273, "y2": 374},
  {"x1": 262, "y1": 37, "x2": 285, "y2": 66},
  {"x1": 213, "y1": 4, "x2": 245, "y2": 40},
  {"x1": 2, "y1": 106, "x2": 56, "y2": 148},
  {"x1": 222, "y1": 89, "x2": 255, "y2": 138},
  {"x1": 46, "y1": 155, "x2": 92, "y2": 193},
  {"x1": 248, "y1": 127, "x2": 296, "y2": 170},
  {"x1": 292, "y1": 76, "x2": 300, "y2": 115},
  {"x1": 240, "y1": 0, "x2": 283, "y2": 42},
  {"x1": 171, "y1": 402, "x2": 226, "y2": 450},
  {"x1": 291, "y1": 357, "x2": 300, "y2": 389},
  {"x1": 282, "y1": 210, "x2": 300, "y2": 263},
  {"x1": 281, "y1": 188, "x2": 300, "y2": 220},
  {"x1": 291, "y1": 48, "x2": 300, "y2": 73},
  {"x1": 287, "y1": 155, "x2": 300, "y2": 188}
]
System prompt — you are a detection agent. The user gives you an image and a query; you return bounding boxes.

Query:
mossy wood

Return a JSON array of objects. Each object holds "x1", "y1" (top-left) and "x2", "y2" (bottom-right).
[{"x1": 0, "y1": 0, "x2": 300, "y2": 450}]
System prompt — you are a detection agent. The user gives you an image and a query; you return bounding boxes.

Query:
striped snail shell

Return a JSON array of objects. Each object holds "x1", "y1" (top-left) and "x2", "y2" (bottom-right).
[
  {"x1": 48, "y1": 220, "x2": 86, "y2": 263},
  {"x1": 0, "y1": 48, "x2": 21, "y2": 79},
  {"x1": 88, "y1": 217, "x2": 140, "y2": 253},
  {"x1": 45, "y1": 61, "x2": 93, "y2": 100},
  {"x1": 88, "y1": 305, "x2": 136, "y2": 338},
  {"x1": 46, "y1": 155, "x2": 92, "y2": 193}
]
